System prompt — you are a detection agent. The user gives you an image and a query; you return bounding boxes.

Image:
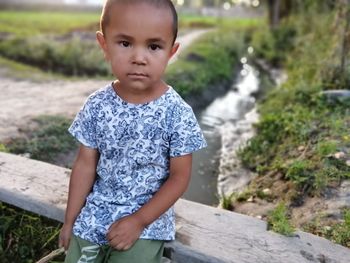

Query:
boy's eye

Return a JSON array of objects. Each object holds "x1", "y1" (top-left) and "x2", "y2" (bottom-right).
[
  {"x1": 149, "y1": 44, "x2": 161, "y2": 51},
  {"x1": 119, "y1": 41, "x2": 130, "y2": 47}
]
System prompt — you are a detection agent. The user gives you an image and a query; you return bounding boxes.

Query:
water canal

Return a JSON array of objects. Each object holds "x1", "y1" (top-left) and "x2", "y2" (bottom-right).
[{"x1": 182, "y1": 57, "x2": 261, "y2": 206}]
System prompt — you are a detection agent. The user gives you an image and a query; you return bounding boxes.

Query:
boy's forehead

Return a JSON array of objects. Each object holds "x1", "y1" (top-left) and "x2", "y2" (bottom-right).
[
  {"x1": 105, "y1": 2, "x2": 174, "y2": 38},
  {"x1": 107, "y1": 1, "x2": 173, "y2": 16}
]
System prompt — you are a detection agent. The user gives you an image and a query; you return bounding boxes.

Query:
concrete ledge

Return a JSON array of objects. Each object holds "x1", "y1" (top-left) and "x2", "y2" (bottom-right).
[{"x1": 1, "y1": 152, "x2": 350, "y2": 263}]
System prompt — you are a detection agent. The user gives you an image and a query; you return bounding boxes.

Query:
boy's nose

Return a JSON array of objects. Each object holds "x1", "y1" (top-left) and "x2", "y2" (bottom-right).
[{"x1": 132, "y1": 48, "x2": 147, "y2": 65}]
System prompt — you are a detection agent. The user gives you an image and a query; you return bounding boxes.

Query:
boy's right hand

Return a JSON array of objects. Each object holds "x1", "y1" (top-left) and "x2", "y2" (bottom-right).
[{"x1": 59, "y1": 223, "x2": 73, "y2": 251}]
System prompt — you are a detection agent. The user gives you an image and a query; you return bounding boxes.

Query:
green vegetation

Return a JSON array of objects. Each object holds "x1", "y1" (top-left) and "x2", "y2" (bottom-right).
[
  {"x1": 0, "y1": 143, "x2": 7, "y2": 152},
  {"x1": 304, "y1": 209, "x2": 350, "y2": 248},
  {"x1": 0, "y1": 35, "x2": 109, "y2": 76},
  {"x1": 0, "y1": 56, "x2": 68, "y2": 81},
  {"x1": 0, "y1": 10, "x2": 256, "y2": 37},
  {"x1": 239, "y1": 10, "x2": 350, "y2": 196},
  {"x1": 234, "y1": 3, "x2": 350, "y2": 246},
  {"x1": 166, "y1": 18, "x2": 261, "y2": 97},
  {"x1": 0, "y1": 202, "x2": 63, "y2": 263},
  {"x1": 267, "y1": 203, "x2": 295, "y2": 236},
  {"x1": 0, "y1": 10, "x2": 103, "y2": 78},
  {"x1": 251, "y1": 23, "x2": 296, "y2": 67},
  {"x1": 166, "y1": 28, "x2": 245, "y2": 97},
  {"x1": 0, "y1": 10, "x2": 100, "y2": 36},
  {"x1": 179, "y1": 15, "x2": 261, "y2": 29},
  {"x1": 220, "y1": 193, "x2": 236, "y2": 210},
  {"x1": 0, "y1": 9, "x2": 261, "y2": 81},
  {"x1": 5, "y1": 115, "x2": 77, "y2": 163}
]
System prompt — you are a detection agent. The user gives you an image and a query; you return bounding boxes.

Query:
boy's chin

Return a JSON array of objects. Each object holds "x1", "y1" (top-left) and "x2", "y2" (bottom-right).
[{"x1": 118, "y1": 81, "x2": 152, "y2": 92}]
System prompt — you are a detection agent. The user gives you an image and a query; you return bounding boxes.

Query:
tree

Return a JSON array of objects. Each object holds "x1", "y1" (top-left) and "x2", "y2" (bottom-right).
[
  {"x1": 338, "y1": 0, "x2": 350, "y2": 87},
  {"x1": 266, "y1": 0, "x2": 293, "y2": 29}
]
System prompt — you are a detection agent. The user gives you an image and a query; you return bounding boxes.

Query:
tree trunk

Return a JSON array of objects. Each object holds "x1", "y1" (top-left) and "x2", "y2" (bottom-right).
[
  {"x1": 340, "y1": 0, "x2": 350, "y2": 85},
  {"x1": 268, "y1": 0, "x2": 293, "y2": 29}
]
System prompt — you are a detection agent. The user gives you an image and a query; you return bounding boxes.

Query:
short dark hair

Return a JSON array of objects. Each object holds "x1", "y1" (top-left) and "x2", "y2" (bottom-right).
[{"x1": 100, "y1": 0, "x2": 178, "y2": 43}]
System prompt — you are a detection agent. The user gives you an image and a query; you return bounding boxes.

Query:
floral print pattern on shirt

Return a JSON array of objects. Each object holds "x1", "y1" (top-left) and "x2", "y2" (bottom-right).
[{"x1": 68, "y1": 84, "x2": 207, "y2": 245}]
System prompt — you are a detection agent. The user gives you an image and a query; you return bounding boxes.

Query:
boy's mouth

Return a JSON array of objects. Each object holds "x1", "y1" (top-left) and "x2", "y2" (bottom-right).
[{"x1": 128, "y1": 73, "x2": 148, "y2": 79}]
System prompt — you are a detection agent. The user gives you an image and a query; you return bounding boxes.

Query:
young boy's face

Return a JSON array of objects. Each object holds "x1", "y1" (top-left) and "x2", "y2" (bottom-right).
[{"x1": 97, "y1": 2, "x2": 178, "y2": 93}]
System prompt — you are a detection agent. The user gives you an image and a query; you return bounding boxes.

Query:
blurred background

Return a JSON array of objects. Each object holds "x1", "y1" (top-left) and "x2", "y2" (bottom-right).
[{"x1": 0, "y1": 0, "x2": 350, "y2": 262}]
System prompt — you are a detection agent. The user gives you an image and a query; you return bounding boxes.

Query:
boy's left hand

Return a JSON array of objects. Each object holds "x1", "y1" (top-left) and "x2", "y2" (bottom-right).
[{"x1": 107, "y1": 214, "x2": 144, "y2": 251}]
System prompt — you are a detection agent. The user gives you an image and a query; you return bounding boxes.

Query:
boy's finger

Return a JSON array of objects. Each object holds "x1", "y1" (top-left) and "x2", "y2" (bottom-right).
[{"x1": 58, "y1": 238, "x2": 63, "y2": 247}]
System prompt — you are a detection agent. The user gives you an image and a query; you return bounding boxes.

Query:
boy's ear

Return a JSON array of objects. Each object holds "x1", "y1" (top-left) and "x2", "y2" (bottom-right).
[
  {"x1": 169, "y1": 42, "x2": 180, "y2": 58},
  {"x1": 96, "y1": 31, "x2": 109, "y2": 61}
]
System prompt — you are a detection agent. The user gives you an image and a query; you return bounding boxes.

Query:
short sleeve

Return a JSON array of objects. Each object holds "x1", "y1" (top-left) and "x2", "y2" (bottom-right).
[
  {"x1": 68, "y1": 97, "x2": 98, "y2": 149},
  {"x1": 169, "y1": 104, "x2": 207, "y2": 157}
]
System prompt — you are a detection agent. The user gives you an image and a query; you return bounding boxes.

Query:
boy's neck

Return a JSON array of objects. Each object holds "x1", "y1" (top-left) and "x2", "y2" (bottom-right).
[{"x1": 112, "y1": 80, "x2": 169, "y2": 105}]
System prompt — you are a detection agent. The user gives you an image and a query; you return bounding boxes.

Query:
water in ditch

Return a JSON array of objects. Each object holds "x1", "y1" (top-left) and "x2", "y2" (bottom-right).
[{"x1": 182, "y1": 59, "x2": 261, "y2": 206}]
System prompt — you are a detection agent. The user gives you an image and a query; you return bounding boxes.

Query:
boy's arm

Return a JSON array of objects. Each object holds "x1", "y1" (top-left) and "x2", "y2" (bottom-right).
[
  {"x1": 59, "y1": 144, "x2": 99, "y2": 250},
  {"x1": 107, "y1": 154, "x2": 192, "y2": 251}
]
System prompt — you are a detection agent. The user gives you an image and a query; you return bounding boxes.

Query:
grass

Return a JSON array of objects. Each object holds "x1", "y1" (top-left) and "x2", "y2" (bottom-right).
[
  {"x1": 166, "y1": 28, "x2": 245, "y2": 97},
  {"x1": 239, "y1": 10, "x2": 350, "y2": 196},
  {"x1": 0, "y1": 10, "x2": 256, "y2": 38},
  {"x1": 0, "y1": 56, "x2": 69, "y2": 82},
  {"x1": 232, "y1": 8, "x2": 350, "y2": 246},
  {"x1": 0, "y1": 35, "x2": 110, "y2": 77},
  {"x1": 166, "y1": 17, "x2": 261, "y2": 97},
  {"x1": 4, "y1": 115, "x2": 78, "y2": 163},
  {"x1": 0, "y1": 9, "x2": 262, "y2": 80},
  {"x1": 179, "y1": 15, "x2": 262, "y2": 29},
  {"x1": 0, "y1": 202, "x2": 63, "y2": 263},
  {"x1": 303, "y1": 209, "x2": 350, "y2": 247},
  {"x1": 0, "y1": 10, "x2": 100, "y2": 37},
  {"x1": 267, "y1": 203, "x2": 295, "y2": 236}
]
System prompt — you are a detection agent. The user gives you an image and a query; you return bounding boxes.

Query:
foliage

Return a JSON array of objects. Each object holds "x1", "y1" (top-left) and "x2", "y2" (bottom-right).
[
  {"x1": 233, "y1": 2, "x2": 350, "y2": 249},
  {"x1": 5, "y1": 115, "x2": 78, "y2": 163},
  {"x1": 220, "y1": 193, "x2": 235, "y2": 210},
  {"x1": 303, "y1": 209, "x2": 350, "y2": 248},
  {"x1": 166, "y1": 27, "x2": 246, "y2": 97},
  {"x1": 330, "y1": 209, "x2": 350, "y2": 247},
  {"x1": 239, "y1": 8, "x2": 350, "y2": 197},
  {"x1": 267, "y1": 203, "x2": 295, "y2": 236},
  {"x1": 250, "y1": 22, "x2": 296, "y2": 66},
  {"x1": 0, "y1": 202, "x2": 63, "y2": 263},
  {"x1": 286, "y1": 160, "x2": 314, "y2": 186}
]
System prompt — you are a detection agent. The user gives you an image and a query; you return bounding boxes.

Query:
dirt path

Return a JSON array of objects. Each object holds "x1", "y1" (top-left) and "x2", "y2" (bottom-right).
[{"x1": 0, "y1": 29, "x2": 211, "y2": 141}]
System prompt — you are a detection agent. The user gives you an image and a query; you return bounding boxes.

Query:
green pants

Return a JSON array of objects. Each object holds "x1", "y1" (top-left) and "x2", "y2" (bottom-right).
[{"x1": 64, "y1": 235, "x2": 164, "y2": 263}]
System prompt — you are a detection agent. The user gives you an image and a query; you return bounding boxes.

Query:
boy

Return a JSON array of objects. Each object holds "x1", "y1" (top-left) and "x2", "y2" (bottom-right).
[{"x1": 59, "y1": 0, "x2": 207, "y2": 262}]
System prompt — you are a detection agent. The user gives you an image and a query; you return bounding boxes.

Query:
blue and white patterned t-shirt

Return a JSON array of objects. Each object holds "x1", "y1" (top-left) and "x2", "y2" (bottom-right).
[{"x1": 68, "y1": 83, "x2": 207, "y2": 245}]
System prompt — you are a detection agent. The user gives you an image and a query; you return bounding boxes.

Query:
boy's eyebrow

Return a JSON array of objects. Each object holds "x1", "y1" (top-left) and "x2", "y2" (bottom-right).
[
  {"x1": 147, "y1": 38, "x2": 166, "y2": 45},
  {"x1": 112, "y1": 34, "x2": 167, "y2": 45},
  {"x1": 113, "y1": 33, "x2": 133, "y2": 40}
]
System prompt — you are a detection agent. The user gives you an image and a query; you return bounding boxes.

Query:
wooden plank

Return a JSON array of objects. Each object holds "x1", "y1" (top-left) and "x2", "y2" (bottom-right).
[
  {"x1": 0, "y1": 152, "x2": 69, "y2": 222},
  {"x1": 1, "y1": 152, "x2": 350, "y2": 263},
  {"x1": 174, "y1": 199, "x2": 350, "y2": 263}
]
